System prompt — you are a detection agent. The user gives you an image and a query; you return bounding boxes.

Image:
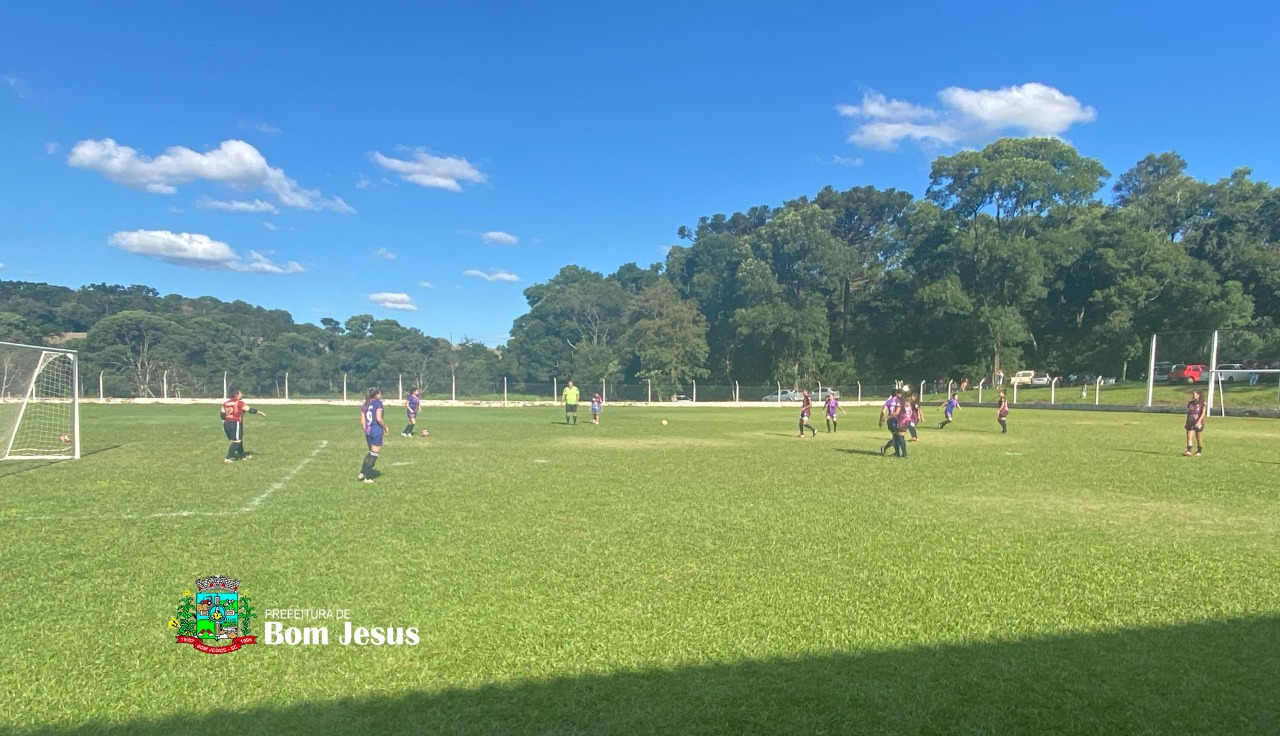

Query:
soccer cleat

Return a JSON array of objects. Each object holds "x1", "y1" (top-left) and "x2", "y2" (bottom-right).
[
  {"x1": 1182, "y1": 450, "x2": 1194, "y2": 456},
  {"x1": 362, "y1": 477, "x2": 375, "y2": 483},
  {"x1": 357, "y1": 473, "x2": 365, "y2": 481},
  {"x1": 1194, "y1": 451, "x2": 1202, "y2": 457},
  {"x1": 224, "y1": 458, "x2": 234, "y2": 464}
]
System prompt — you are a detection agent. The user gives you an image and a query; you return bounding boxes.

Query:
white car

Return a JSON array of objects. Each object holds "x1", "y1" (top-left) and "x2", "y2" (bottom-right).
[
  {"x1": 1216, "y1": 364, "x2": 1252, "y2": 382},
  {"x1": 762, "y1": 389, "x2": 799, "y2": 402},
  {"x1": 1010, "y1": 370, "x2": 1036, "y2": 386}
]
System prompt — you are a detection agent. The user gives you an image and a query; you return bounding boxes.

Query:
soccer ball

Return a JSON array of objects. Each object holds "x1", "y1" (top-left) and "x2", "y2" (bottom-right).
[
  {"x1": 58, "y1": 434, "x2": 70, "y2": 443},
  {"x1": 420, "y1": 429, "x2": 430, "y2": 437},
  {"x1": 661, "y1": 420, "x2": 668, "y2": 426}
]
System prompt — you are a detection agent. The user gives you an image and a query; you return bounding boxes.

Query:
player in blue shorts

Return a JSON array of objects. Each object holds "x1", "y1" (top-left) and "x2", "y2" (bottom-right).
[
  {"x1": 938, "y1": 393, "x2": 960, "y2": 429},
  {"x1": 358, "y1": 387, "x2": 387, "y2": 483},
  {"x1": 401, "y1": 387, "x2": 421, "y2": 437}
]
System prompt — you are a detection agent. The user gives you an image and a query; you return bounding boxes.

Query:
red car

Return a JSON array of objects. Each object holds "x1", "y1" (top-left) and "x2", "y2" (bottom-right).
[{"x1": 1168, "y1": 363, "x2": 1208, "y2": 383}]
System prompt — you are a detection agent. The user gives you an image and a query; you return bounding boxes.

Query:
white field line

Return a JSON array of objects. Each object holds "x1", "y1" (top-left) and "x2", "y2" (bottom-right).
[{"x1": 16, "y1": 440, "x2": 328, "y2": 522}]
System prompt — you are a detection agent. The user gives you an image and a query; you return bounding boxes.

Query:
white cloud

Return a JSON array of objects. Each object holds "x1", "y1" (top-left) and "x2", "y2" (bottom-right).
[
  {"x1": 108, "y1": 229, "x2": 304, "y2": 273},
  {"x1": 419, "y1": 281, "x2": 436, "y2": 289},
  {"x1": 369, "y1": 292, "x2": 418, "y2": 311},
  {"x1": 370, "y1": 148, "x2": 486, "y2": 191},
  {"x1": 68, "y1": 138, "x2": 354, "y2": 213},
  {"x1": 4, "y1": 76, "x2": 29, "y2": 98},
  {"x1": 833, "y1": 155, "x2": 864, "y2": 167},
  {"x1": 837, "y1": 83, "x2": 1096, "y2": 151},
  {"x1": 238, "y1": 120, "x2": 282, "y2": 134},
  {"x1": 45, "y1": 142, "x2": 60, "y2": 155},
  {"x1": 463, "y1": 268, "x2": 520, "y2": 283},
  {"x1": 355, "y1": 173, "x2": 372, "y2": 189},
  {"x1": 262, "y1": 222, "x2": 278, "y2": 231},
  {"x1": 195, "y1": 196, "x2": 280, "y2": 214},
  {"x1": 372, "y1": 247, "x2": 397, "y2": 260},
  {"x1": 480, "y1": 230, "x2": 519, "y2": 245},
  {"x1": 0, "y1": 262, "x2": 5, "y2": 270}
]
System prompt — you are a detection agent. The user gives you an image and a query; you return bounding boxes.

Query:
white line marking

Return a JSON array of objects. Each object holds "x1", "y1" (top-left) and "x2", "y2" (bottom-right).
[{"x1": 15, "y1": 441, "x2": 328, "y2": 522}]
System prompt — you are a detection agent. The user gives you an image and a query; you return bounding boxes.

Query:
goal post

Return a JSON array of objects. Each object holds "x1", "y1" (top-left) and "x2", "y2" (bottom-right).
[{"x1": 0, "y1": 341, "x2": 80, "y2": 460}]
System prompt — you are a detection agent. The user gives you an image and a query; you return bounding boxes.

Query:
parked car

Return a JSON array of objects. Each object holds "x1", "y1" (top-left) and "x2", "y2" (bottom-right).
[
  {"x1": 811, "y1": 387, "x2": 840, "y2": 401},
  {"x1": 1030, "y1": 373, "x2": 1052, "y2": 386},
  {"x1": 1216, "y1": 363, "x2": 1251, "y2": 382},
  {"x1": 1151, "y1": 361, "x2": 1173, "y2": 382},
  {"x1": 672, "y1": 394, "x2": 694, "y2": 403},
  {"x1": 762, "y1": 389, "x2": 799, "y2": 402},
  {"x1": 1168, "y1": 363, "x2": 1208, "y2": 383},
  {"x1": 1010, "y1": 370, "x2": 1036, "y2": 386}
]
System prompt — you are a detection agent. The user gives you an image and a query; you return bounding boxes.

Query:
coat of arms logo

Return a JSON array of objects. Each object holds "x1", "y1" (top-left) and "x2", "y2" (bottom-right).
[{"x1": 169, "y1": 575, "x2": 258, "y2": 654}]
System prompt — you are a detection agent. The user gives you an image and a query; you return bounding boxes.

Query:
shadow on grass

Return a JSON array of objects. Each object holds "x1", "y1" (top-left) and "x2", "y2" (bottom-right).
[
  {"x1": 1111, "y1": 448, "x2": 1179, "y2": 457},
  {"x1": 836, "y1": 448, "x2": 885, "y2": 457},
  {"x1": 0, "y1": 445, "x2": 120, "y2": 478},
  {"x1": 25, "y1": 615, "x2": 1280, "y2": 736}
]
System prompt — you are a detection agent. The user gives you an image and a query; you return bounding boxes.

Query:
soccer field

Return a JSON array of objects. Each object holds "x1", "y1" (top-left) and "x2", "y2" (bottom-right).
[{"x1": 2, "y1": 404, "x2": 1279, "y2": 735}]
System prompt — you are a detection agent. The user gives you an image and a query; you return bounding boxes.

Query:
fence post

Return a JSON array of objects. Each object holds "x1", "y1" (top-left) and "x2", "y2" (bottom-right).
[
  {"x1": 452, "y1": 373, "x2": 457, "y2": 402},
  {"x1": 777, "y1": 381, "x2": 782, "y2": 404},
  {"x1": 343, "y1": 373, "x2": 347, "y2": 403},
  {"x1": 1051, "y1": 376, "x2": 1058, "y2": 404},
  {"x1": 223, "y1": 372, "x2": 228, "y2": 400},
  {"x1": 602, "y1": 377, "x2": 607, "y2": 403},
  {"x1": 919, "y1": 380, "x2": 925, "y2": 398},
  {"x1": 163, "y1": 370, "x2": 169, "y2": 399},
  {"x1": 553, "y1": 378, "x2": 557, "y2": 402},
  {"x1": 1012, "y1": 382, "x2": 1017, "y2": 404},
  {"x1": 504, "y1": 376, "x2": 508, "y2": 406},
  {"x1": 856, "y1": 381, "x2": 861, "y2": 402},
  {"x1": 692, "y1": 379, "x2": 697, "y2": 403},
  {"x1": 1207, "y1": 329, "x2": 1221, "y2": 412},
  {"x1": 978, "y1": 382, "x2": 984, "y2": 404},
  {"x1": 646, "y1": 379, "x2": 651, "y2": 404},
  {"x1": 285, "y1": 371, "x2": 289, "y2": 401},
  {"x1": 99, "y1": 371, "x2": 104, "y2": 401},
  {"x1": 1095, "y1": 376, "x2": 1102, "y2": 405},
  {"x1": 398, "y1": 374, "x2": 403, "y2": 402}
]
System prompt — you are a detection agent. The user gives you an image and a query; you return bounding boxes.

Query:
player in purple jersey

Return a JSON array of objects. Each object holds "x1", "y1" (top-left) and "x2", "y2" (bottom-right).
[
  {"x1": 358, "y1": 387, "x2": 387, "y2": 483},
  {"x1": 996, "y1": 390, "x2": 1009, "y2": 433},
  {"x1": 797, "y1": 389, "x2": 817, "y2": 437},
  {"x1": 938, "y1": 393, "x2": 960, "y2": 429},
  {"x1": 1182, "y1": 389, "x2": 1207, "y2": 456},
  {"x1": 401, "y1": 387, "x2": 421, "y2": 437},
  {"x1": 824, "y1": 394, "x2": 844, "y2": 432},
  {"x1": 879, "y1": 389, "x2": 906, "y2": 456}
]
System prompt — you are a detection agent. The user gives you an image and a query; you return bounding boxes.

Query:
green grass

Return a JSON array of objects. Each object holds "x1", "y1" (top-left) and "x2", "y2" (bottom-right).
[
  {"x1": 2, "y1": 404, "x2": 1278, "y2": 735},
  {"x1": 995, "y1": 378, "x2": 1280, "y2": 410}
]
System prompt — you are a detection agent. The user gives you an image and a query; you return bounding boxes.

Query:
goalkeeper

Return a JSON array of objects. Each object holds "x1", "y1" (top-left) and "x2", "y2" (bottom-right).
[{"x1": 220, "y1": 389, "x2": 265, "y2": 463}]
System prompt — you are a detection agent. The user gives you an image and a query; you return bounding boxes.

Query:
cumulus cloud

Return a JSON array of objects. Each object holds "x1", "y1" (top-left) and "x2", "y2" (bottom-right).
[
  {"x1": 68, "y1": 138, "x2": 354, "y2": 212},
  {"x1": 195, "y1": 196, "x2": 280, "y2": 214},
  {"x1": 833, "y1": 155, "x2": 864, "y2": 167},
  {"x1": 463, "y1": 268, "x2": 520, "y2": 283},
  {"x1": 480, "y1": 230, "x2": 519, "y2": 245},
  {"x1": 837, "y1": 83, "x2": 1096, "y2": 151},
  {"x1": 369, "y1": 292, "x2": 418, "y2": 311},
  {"x1": 108, "y1": 229, "x2": 304, "y2": 273},
  {"x1": 371, "y1": 148, "x2": 486, "y2": 191},
  {"x1": 372, "y1": 247, "x2": 397, "y2": 260},
  {"x1": 419, "y1": 281, "x2": 436, "y2": 289}
]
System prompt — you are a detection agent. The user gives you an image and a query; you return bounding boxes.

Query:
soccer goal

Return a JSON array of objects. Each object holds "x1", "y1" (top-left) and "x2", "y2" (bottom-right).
[{"x1": 0, "y1": 342, "x2": 80, "y2": 460}]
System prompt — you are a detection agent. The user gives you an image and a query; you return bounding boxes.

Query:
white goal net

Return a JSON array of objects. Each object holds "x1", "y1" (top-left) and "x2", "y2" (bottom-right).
[{"x1": 0, "y1": 342, "x2": 80, "y2": 460}]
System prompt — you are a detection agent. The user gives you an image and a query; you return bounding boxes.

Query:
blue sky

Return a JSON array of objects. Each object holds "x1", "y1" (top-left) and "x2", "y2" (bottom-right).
[{"x1": 2, "y1": 1, "x2": 1276, "y2": 346}]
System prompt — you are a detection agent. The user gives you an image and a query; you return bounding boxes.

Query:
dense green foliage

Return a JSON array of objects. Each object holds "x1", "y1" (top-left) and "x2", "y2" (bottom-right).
[
  {"x1": 0, "y1": 282, "x2": 504, "y2": 397},
  {"x1": 2, "y1": 405, "x2": 1278, "y2": 734},
  {"x1": 5, "y1": 139, "x2": 1279, "y2": 396},
  {"x1": 508, "y1": 140, "x2": 1278, "y2": 386}
]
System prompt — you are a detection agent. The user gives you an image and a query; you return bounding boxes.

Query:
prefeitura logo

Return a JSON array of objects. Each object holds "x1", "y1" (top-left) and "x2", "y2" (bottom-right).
[{"x1": 169, "y1": 575, "x2": 258, "y2": 654}]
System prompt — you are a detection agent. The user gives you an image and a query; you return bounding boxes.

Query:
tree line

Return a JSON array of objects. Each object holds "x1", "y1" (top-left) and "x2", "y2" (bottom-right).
[
  {"x1": 0, "y1": 283, "x2": 504, "y2": 398},
  {"x1": 3, "y1": 138, "x2": 1277, "y2": 398},
  {"x1": 506, "y1": 138, "x2": 1278, "y2": 393}
]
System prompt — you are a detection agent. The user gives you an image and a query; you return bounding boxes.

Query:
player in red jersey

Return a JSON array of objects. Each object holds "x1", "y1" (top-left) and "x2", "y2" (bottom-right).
[{"x1": 221, "y1": 389, "x2": 265, "y2": 463}]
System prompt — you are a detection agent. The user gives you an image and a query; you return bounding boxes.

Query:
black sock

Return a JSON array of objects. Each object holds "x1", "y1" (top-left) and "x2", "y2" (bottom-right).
[
  {"x1": 226, "y1": 444, "x2": 237, "y2": 460},
  {"x1": 896, "y1": 435, "x2": 908, "y2": 456},
  {"x1": 360, "y1": 452, "x2": 377, "y2": 476},
  {"x1": 404, "y1": 424, "x2": 413, "y2": 435}
]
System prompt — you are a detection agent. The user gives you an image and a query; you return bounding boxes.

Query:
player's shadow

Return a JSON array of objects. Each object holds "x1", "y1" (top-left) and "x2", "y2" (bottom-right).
[
  {"x1": 1111, "y1": 448, "x2": 1177, "y2": 457},
  {"x1": 31, "y1": 614, "x2": 1280, "y2": 736},
  {"x1": 837, "y1": 448, "x2": 887, "y2": 456}
]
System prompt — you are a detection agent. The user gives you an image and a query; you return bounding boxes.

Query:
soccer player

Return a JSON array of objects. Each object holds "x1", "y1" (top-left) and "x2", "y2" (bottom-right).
[
  {"x1": 939, "y1": 393, "x2": 960, "y2": 429},
  {"x1": 798, "y1": 389, "x2": 817, "y2": 437},
  {"x1": 402, "y1": 387, "x2": 421, "y2": 437},
  {"x1": 824, "y1": 393, "x2": 845, "y2": 432},
  {"x1": 590, "y1": 393, "x2": 603, "y2": 424},
  {"x1": 220, "y1": 388, "x2": 265, "y2": 464},
  {"x1": 996, "y1": 390, "x2": 1009, "y2": 433},
  {"x1": 906, "y1": 393, "x2": 923, "y2": 441},
  {"x1": 358, "y1": 387, "x2": 386, "y2": 483},
  {"x1": 562, "y1": 380, "x2": 580, "y2": 425},
  {"x1": 1183, "y1": 389, "x2": 1207, "y2": 456},
  {"x1": 878, "y1": 389, "x2": 901, "y2": 430}
]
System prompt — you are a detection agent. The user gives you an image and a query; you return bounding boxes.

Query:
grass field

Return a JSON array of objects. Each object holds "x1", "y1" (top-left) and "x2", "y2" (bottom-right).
[{"x1": 2, "y1": 403, "x2": 1279, "y2": 735}]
